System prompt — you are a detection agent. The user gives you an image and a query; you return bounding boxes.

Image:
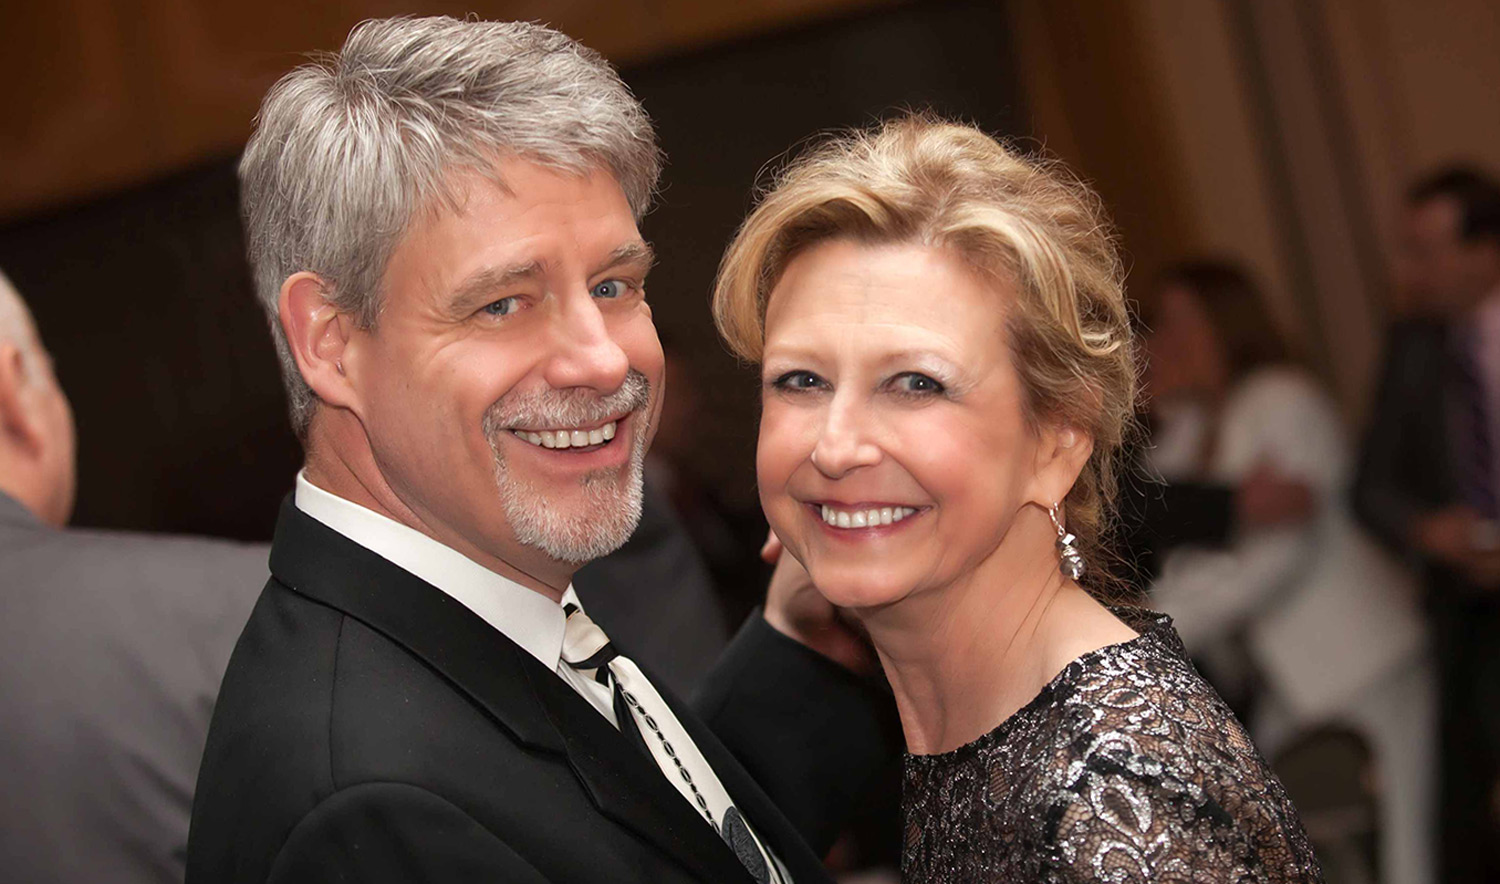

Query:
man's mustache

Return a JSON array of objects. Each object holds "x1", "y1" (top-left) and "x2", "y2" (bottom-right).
[{"x1": 482, "y1": 370, "x2": 652, "y2": 433}]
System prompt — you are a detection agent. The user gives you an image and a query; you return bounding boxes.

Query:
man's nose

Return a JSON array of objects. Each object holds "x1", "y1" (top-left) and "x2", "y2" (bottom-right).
[
  {"x1": 541, "y1": 295, "x2": 630, "y2": 393},
  {"x1": 810, "y1": 395, "x2": 882, "y2": 478}
]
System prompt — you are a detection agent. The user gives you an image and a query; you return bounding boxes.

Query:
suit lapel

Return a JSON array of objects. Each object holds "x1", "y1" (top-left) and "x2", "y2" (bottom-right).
[{"x1": 269, "y1": 500, "x2": 755, "y2": 884}]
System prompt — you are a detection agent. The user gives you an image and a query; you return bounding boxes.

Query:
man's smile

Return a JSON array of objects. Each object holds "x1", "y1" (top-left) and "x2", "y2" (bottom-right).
[{"x1": 509, "y1": 419, "x2": 619, "y2": 449}]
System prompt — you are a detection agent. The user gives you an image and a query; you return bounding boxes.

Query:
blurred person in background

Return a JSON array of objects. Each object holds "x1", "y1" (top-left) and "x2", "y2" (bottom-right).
[
  {"x1": 1353, "y1": 167, "x2": 1500, "y2": 884},
  {"x1": 1117, "y1": 414, "x2": 1316, "y2": 590},
  {"x1": 0, "y1": 268, "x2": 269, "y2": 884},
  {"x1": 1146, "y1": 260, "x2": 1434, "y2": 884}
]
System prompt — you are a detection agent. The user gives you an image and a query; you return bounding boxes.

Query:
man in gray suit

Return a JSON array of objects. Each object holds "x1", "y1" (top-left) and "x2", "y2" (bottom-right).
[{"x1": 0, "y1": 269, "x2": 270, "y2": 884}]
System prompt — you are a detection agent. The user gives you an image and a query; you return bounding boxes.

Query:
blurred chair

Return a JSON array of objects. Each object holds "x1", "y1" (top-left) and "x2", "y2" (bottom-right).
[{"x1": 1274, "y1": 725, "x2": 1379, "y2": 884}]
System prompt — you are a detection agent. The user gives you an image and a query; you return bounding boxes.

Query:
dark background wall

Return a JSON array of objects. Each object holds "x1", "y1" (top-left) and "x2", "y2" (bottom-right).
[{"x1": 0, "y1": 0, "x2": 1022, "y2": 540}]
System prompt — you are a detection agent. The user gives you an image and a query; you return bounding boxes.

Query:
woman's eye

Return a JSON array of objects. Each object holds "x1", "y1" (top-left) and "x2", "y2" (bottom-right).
[
  {"x1": 592, "y1": 279, "x2": 627, "y2": 299},
  {"x1": 770, "y1": 370, "x2": 826, "y2": 392},
  {"x1": 893, "y1": 372, "x2": 945, "y2": 395},
  {"x1": 482, "y1": 297, "x2": 520, "y2": 317}
]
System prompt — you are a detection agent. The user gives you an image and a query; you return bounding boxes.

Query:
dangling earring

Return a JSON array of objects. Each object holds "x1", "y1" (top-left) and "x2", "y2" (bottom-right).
[{"x1": 1049, "y1": 502, "x2": 1085, "y2": 580}]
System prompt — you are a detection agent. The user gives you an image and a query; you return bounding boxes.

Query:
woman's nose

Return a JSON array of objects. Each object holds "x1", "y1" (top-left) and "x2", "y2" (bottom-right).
[
  {"x1": 541, "y1": 295, "x2": 630, "y2": 393},
  {"x1": 810, "y1": 396, "x2": 882, "y2": 477}
]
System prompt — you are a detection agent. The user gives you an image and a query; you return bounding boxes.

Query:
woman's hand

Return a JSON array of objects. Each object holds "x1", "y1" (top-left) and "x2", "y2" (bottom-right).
[{"x1": 760, "y1": 531, "x2": 878, "y2": 674}]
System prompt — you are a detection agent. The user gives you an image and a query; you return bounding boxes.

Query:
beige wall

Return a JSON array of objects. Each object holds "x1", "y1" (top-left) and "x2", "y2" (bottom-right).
[{"x1": 1010, "y1": 0, "x2": 1500, "y2": 421}]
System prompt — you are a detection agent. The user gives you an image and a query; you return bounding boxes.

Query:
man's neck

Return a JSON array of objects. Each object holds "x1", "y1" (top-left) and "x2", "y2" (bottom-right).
[{"x1": 301, "y1": 413, "x2": 576, "y2": 600}]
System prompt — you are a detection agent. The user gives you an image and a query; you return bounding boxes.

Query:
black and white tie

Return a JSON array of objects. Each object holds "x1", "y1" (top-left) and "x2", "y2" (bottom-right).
[{"x1": 560, "y1": 604, "x2": 787, "y2": 884}]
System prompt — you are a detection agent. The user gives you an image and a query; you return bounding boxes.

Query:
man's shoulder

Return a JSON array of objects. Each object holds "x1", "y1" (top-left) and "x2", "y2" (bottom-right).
[
  {"x1": 190, "y1": 580, "x2": 582, "y2": 884},
  {"x1": 0, "y1": 525, "x2": 269, "y2": 699},
  {"x1": 206, "y1": 578, "x2": 543, "y2": 795},
  {"x1": 0, "y1": 522, "x2": 268, "y2": 603}
]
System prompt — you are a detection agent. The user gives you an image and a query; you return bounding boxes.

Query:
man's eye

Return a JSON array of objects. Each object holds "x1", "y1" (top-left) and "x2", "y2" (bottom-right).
[
  {"x1": 770, "y1": 370, "x2": 826, "y2": 392},
  {"x1": 893, "y1": 372, "x2": 945, "y2": 395},
  {"x1": 482, "y1": 297, "x2": 520, "y2": 317},
  {"x1": 592, "y1": 279, "x2": 627, "y2": 299}
]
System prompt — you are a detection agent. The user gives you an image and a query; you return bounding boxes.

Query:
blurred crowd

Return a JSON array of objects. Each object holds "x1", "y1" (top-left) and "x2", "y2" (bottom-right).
[
  {"x1": 1, "y1": 145, "x2": 1497, "y2": 882},
  {"x1": 1126, "y1": 167, "x2": 1500, "y2": 884}
]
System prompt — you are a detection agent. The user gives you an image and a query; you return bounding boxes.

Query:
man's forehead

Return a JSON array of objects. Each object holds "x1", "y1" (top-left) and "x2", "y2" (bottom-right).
[
  {"x1": 386, "y1": 158, "x2": 642, "y2": 283},
  {"x1": 435, "y1": 155, "x2": 630, "y2": 214}
]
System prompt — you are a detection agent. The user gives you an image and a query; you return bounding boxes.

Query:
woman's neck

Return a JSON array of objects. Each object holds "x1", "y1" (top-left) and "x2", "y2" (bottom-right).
[{"x1": 859, "y1": 511, "x2": 1136, "y2": 755}]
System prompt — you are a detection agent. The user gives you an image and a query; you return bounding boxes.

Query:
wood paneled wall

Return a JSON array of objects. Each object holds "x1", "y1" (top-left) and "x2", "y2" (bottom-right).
[{"x1": 0, "y1": 0, "x2": 893, "y2": 222}]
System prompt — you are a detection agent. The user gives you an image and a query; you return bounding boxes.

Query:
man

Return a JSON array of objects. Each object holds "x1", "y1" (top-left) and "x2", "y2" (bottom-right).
[
  {"x1": 0, "y1": 268, "x2": 269, "y2": 883},
  {"x1": 187, "y1": 18, "x2": 891, "y2": 884},
  {"x1": 1353, "y1": 166, "x2": 1500, "y2": 883}
]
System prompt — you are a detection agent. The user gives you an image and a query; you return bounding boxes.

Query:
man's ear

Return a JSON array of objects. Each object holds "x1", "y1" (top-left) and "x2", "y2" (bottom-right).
[
  {"x1": 279, "y1": 272, "x2": 362, "y2": 416},
  {"x1": 1027, "y1": 424, "x2": 1095, "y2": 509},
  {"x1": 0, "y1": 343, "x2": 44, "y2": 456}
]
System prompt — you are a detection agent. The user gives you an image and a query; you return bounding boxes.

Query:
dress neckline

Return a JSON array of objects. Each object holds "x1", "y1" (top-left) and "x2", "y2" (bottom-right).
[{"x1": 905, "y1": 606, "x2": 1176, "y2": 764}]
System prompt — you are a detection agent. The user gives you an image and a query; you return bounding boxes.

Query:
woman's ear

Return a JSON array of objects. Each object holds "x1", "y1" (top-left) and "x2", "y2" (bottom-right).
[
  {"x1": 1028, "y1": 423, "x2": 1095, "y2": 507},
  {"x1": 278, "y1": 272, "x2": 362, "y2": 416}
]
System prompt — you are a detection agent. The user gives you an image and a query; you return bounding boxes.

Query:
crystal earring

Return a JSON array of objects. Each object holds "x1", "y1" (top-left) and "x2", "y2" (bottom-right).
[{"x1": 1049, "y1": 502, "x2": 1085, "y2": 580}]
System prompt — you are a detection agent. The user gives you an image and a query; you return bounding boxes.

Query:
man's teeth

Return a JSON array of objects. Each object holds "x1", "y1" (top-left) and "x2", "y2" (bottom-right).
[
  {"x1": 511, "y1": 420, "x2": 617, "y2": 449},
  {"x1": 820, "y1": 505, "x2": 918, "y2": 528}
]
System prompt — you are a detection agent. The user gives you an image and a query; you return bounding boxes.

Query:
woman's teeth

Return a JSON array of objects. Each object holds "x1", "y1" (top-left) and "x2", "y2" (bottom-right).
[
  {"x1": 511, "y1": 420, "x2": 617, "y2": 449},
  {"x1": 820, "y1": 505, "x2": 918, "y2": 528}
]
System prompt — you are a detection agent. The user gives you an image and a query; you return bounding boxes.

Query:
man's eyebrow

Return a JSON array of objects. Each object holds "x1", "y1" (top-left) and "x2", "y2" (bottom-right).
[
  {"x1": 594, "y1": 241, "x2": 656, "y2": 276},
  {"x1": 447, "y1": 260, "x2": 545, "y2": 309}
]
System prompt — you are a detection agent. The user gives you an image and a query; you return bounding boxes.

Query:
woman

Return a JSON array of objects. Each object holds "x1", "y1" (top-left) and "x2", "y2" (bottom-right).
[
  {"x1": 712, "y1": 115, "x2": 1322, "y2": 883},
  {"x1": 1144, "y1": 262, "x2": 1434, "y2": 884}
]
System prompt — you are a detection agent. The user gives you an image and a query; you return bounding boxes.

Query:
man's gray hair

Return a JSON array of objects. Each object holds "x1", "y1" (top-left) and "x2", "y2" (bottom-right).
[{"x1": 240, "y1": 16, "x2": 663, "y2": 437}]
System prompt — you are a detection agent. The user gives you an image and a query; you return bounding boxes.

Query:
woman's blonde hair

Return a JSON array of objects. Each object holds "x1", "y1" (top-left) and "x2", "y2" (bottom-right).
[{"x1": 712, "y1": 114, "x2": 1138, "y2": 594}]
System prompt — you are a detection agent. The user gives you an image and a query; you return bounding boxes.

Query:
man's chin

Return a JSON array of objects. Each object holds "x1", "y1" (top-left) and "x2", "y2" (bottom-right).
[{"x1": 498, "y1": 476, "x2": 644, "y2": 566}]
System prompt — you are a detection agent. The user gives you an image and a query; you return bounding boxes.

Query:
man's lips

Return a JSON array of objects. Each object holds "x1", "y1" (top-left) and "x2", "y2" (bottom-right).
[{"x1": 508, "y1": 417, "x2": 621, "y2": 450}]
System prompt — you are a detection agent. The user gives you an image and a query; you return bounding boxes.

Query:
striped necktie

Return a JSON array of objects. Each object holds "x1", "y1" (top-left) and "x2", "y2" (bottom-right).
[{"x1": 560, "y1": 604, "x2": 788, "y2": 884}]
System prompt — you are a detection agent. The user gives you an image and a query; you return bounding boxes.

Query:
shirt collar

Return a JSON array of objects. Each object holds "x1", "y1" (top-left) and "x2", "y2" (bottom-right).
[{"x1": 294, "y1": 470, "x2": 576, "y2": 670}]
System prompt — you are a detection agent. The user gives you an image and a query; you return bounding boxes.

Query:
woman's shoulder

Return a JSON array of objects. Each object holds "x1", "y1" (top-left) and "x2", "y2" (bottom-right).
[
  {"x1": 900, "y1": 611, "x2": 1323, "y2": 883},
  {"x1": 1014, "y1": 609, "x2": 1323, "y2": 881},
  {"x1": 1023, "y1": 608, "x2": 1255, "y2": 771}
]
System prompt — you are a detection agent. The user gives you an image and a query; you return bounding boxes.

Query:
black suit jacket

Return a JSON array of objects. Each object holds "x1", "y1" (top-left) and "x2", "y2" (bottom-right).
[
  {"x1": 186, "y1": 501, "x2": 893, "y2": 883},
  {"x1": 1352, "y1": 317, "x2": 1464, "y2": 564}
]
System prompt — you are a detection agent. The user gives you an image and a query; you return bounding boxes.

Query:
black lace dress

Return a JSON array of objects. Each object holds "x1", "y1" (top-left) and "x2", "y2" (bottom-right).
[{"x1": 901, "y1": 608, "x2": 1323, "y2": 883}]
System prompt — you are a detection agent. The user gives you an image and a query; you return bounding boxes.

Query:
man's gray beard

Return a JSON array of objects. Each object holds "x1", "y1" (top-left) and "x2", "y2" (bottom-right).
[{"x1": 482, "y1": 371, "x2": 652, "y2": 565}]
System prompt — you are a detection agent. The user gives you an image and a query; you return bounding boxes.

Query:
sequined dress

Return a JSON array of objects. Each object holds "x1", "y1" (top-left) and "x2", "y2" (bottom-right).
[{"x1": 901, "y1": 608, "x2": 1323, "y2": 883}]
